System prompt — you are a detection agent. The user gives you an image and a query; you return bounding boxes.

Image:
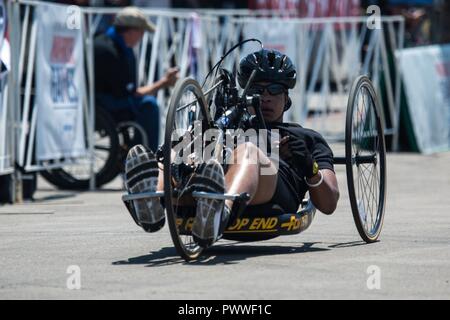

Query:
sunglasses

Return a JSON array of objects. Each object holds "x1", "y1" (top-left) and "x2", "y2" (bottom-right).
[{"x1": 247, "y1": 83, "x2": 287, "y2": 96}]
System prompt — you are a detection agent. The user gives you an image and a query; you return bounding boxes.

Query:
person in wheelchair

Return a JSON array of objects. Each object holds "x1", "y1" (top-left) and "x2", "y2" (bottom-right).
[
  {"x1": 94, "y1": 7, "x2": 179, "y2": 152},
  {"x1": 124, "y1": 49, "x2": 339, "y2": 247}
]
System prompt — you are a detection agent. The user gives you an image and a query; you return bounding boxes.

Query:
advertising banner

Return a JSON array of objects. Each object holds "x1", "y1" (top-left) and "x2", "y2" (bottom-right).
[
  {"x1": 398, "y1": 44, "x2": 450, "y2": 154},
  {"x1": 35, "y1": 3, "x2": 87, "y2": 161},
  {"x1": 241, "y1": 20, "x2": 298, "y2": 65},
  {"x1": 0, "y1": 0, "x2": 11, "y2": 174}
]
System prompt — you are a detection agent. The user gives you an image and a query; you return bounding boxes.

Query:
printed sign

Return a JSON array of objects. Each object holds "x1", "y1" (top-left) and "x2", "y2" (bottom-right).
[
  {"x1": 398, "y1": 44, "x2": 450, "y2": 153},
  {"x1": 35, "y1": 3, "x2": 87, "y2": 161}
]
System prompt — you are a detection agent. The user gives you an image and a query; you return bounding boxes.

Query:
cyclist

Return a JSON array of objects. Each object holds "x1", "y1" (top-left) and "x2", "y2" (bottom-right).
[{"x1": 124, "y1": 49, "x2": 339, "y2": 247}]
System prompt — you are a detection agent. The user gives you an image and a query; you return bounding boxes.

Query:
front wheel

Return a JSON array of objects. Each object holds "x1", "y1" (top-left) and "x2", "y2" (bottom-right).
[
  {"x1": 345, "y1": 76, "x2": 387, "y2": 243},
  {"x1": 164, "y1": 78, "x2": 211, "y2": 261}
]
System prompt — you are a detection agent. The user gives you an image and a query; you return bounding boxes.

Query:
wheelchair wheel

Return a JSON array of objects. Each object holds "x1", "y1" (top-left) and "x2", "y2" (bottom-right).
[
  {"x1": 164, "y1": 78, "x2": 212, "y2": 261},
  {"x1": 116, "y1": 121, "x2": 149, "y2": 173},
  {"x1": 40, "y1": 107, "x2": 120, "y2": 190},
  {"x1": 345, "y1": 76, "x2": 386, "y2": 243}
]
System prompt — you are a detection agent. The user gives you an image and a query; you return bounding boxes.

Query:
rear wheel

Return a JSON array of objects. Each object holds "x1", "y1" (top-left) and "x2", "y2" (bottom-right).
[
  {"x1": 163, "y1": 78, "x2": 212, "y2": 261},
  {"x1": 345, "y1": 76, "x2": 386, "y2": 243}
]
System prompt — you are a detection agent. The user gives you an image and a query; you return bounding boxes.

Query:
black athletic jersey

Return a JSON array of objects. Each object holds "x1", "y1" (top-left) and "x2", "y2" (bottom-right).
[{"x1": 267, "y1": 122, "x2": 335, "y2": 206}]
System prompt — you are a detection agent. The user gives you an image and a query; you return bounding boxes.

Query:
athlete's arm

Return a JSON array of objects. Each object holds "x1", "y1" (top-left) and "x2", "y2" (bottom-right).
[
  {"x1": 307, "y1": 169, "x2": 339, "y2": 215},
  {"x1": 284, "y1": 133, "x2": 339, "y2": 215}
]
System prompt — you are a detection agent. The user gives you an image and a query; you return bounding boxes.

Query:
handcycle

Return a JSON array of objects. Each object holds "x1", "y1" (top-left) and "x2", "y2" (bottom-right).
[{"x1": 122, "y1": 44, "x2": 386, "y2": 262}]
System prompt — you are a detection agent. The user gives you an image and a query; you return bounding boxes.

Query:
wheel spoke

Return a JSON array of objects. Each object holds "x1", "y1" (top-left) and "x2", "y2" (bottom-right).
[
  {"x1": 348, "y1": 78, "x2": 386, "y2": 241},
  {"x1": 165, "y1": 79, "x2": 211, "y2": 260},
  {"x1": 359, "y1": 163, "x2": 378, "y2": 233},
  {"x1": 95, "y1": 145, "x2": 111, "y2": 151},
  {"x1": 359, "y1": 165, "x2": 372, "y2": 226},
  {"x1": 368, "y1": 164, "x2": 376, "y2": 232}
]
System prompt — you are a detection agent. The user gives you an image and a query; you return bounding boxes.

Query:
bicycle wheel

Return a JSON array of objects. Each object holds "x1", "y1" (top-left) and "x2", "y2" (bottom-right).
[
  {"x1": 40, "y1": 107, "x2": 120, "y2": 190},
  {"x1": 116, "y1": 121, "x2": 149, "y2": 174},
  {"x1": 345, "y1": 76, "x2": 386, "y2": 243},
  {"x1": 164, "y1": 78, "x2": 212, "y2": 261}
]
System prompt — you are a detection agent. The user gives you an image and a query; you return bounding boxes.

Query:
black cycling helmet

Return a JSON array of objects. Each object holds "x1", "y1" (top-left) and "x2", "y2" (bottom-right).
[{"x1": 237, "y1": 49, "x2": 297, "y2": 90}]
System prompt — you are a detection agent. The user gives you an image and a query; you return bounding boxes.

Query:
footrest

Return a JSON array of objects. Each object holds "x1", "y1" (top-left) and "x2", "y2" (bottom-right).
[
  {"x1": 122, "y1": 191, "x2": 164, "y2": 202},
  {"x1": 191, "y1": 191, "x2": 250, "y2": 201}
]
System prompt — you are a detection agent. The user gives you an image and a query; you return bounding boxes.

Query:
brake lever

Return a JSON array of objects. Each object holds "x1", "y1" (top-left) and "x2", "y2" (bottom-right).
[
  {"x1": 241, "y1": 69, "x2": 267, "y2": 130},
  {"x1": 156, "y1": 145, "x2": 164, "y2": 163}
]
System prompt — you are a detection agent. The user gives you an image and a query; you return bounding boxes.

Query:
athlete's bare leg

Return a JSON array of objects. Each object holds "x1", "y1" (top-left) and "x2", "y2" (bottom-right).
[
  {"x1": 155, "y1": 143, "x2": 278, "y2": 208},
  {"x1": 224, "y1": 142, "x2": 278, "y2": 209}
]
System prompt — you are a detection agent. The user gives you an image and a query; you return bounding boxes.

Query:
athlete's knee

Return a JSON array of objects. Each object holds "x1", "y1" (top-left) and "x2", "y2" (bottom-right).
[{"x1": 233, "y1": 142, "x2": 260, "y2": 164}]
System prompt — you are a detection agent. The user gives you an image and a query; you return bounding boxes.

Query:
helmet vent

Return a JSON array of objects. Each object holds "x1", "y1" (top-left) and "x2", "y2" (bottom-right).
[{"x1": 267, "y1": 51, "x2": 276, "y2": 68}]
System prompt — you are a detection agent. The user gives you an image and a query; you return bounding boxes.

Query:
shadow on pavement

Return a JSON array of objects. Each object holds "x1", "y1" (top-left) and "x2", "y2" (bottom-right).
[
  {"x1": 31, "y1": 193, "x2": 77, "y2": 203},
  {"x1": 91, "y1": 188, "x2": 124, "y2": 193},
  {"x1": 328, "y1": 240, "x2": 376, "y2": 248},
  {"x1": 113, "y1": 247, "x2": 183, "y2": 267},
  {"x1": 112, "y1": 242, "x2": 329, "y2": 267}
]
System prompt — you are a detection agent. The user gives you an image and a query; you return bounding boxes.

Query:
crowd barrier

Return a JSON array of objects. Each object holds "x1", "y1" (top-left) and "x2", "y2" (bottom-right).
[
  {"x1": 0, "y1": 68, "x2": 13, "y2": 176},
  {"x1": 11, "y1": 1, "x2": 222, "y2": 189},
  {"x1": 222, "y1": 15, "x2": 405, "y2": 144},
  {"x1": 0, "y1": 0, "x2": 13, "y2": 177},
  {"x1": 4, "y1": 0, "x2": 405, "y2": 195}
]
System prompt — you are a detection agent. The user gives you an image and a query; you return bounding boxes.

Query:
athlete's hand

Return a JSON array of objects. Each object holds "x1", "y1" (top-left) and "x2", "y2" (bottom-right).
[
  {"x1": 286, "y1": 135, "x2": 316, "y2": 179},
  {"x1": 278, "y1": 136, "x2": 291, "y2": 160}
]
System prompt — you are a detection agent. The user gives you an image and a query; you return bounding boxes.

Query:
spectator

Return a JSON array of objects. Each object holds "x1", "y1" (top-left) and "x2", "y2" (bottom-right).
[{"x1": 94, "y1": 7, "x2": 178, "y2": 151}]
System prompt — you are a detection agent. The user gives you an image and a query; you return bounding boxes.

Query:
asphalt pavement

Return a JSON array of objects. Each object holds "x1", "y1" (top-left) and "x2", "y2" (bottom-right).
[{"x1": 0, "y1": 149, "x2": 449, "y2": 299}]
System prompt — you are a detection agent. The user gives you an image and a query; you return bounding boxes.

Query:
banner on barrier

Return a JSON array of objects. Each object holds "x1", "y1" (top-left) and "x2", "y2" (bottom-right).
[
  {"x1": 398, "y1": 44, "x2": 450, "y2": 154},
  {"x1": 0, "y1": 0, "x2": 10, "y2": 174},
  {"x1": 0, "y1": 70, "x2": 8, "y2": 171},
  {"x1": 35, "y1": 4, "x2": 87, "y2": 161},
  {"x1": 241, "y1": 20, "x2": 297, "y2": 66},
  {"x1": 0, "y1": 0, "x2": 4, "y2": 53}
]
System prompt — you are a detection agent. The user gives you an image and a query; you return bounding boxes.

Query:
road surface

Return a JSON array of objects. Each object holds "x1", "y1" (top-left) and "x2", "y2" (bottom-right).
[{"x1": 0, "y1": 150, "x2": 449, "y2": 299}]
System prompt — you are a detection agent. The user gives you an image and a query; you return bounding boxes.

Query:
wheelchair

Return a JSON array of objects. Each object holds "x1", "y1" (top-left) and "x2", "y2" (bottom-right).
[
  {"x1": 41, "y1": 106, "x2": 149, "y2": 190},
  {"x1": 122, "y1": 71, "x2": 387, "y2": 262}
]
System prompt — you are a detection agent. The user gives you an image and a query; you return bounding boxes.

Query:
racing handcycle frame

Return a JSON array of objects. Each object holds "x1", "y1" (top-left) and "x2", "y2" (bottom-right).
[{"x1": 122, "y1": 47, "x2": 386, "y2": 262}]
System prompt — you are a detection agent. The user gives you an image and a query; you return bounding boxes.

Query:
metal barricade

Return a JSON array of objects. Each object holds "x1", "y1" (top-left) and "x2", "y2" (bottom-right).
[
  {"x1": 226, "y1": 15, "x2": 405, "y2": 144},
  {"x1": 0, "y1": 0, "x2": 13, "y2": 177},
  {"x1": 0, "y1": 69, "x2": 13, "y2": 176},
  {"x1": 12, "y1": 1, "x2": 221, "y2": 190},
  {"x1": 8, "y1": 0, "x2": 405, "y2": 196}
]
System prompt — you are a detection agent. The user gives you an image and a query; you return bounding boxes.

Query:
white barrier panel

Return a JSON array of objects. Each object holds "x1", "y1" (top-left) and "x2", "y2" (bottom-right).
[
  {"x1": 0, "y1": 0, "x2": 4, "y2": 51},
  {"x1": 35, "y1": 3, "x2": 87, "y2": 161},
  {"x1": 397, "y1": 44, "x2": 450, "y2": 154},
  {"x1": 0, "y1": 0, "x2": 13, "y2": 176},
  {"x1": 0, "y1": 69, "x2": 12, "y2": 175},
  {"x1": 241, "y1": 19, "x2": 298, "y2": 65},
  {"x1": 13, "y1": 1, "x2": 222, "y2": 191},
  {"x1": 12, "y1": 1, "x2": 92, "y2": 172}
]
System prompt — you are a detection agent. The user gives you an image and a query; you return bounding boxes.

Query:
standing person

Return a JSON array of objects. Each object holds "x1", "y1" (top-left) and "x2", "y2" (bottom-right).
[{"x1": 94, "y1": 6, "x2": 179, "y2": 151}]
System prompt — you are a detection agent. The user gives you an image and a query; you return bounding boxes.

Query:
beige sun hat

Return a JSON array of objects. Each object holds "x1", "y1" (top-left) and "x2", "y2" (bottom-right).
[{"x1": 113, "y1": 7, "x2": 156, "y2": 32}]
